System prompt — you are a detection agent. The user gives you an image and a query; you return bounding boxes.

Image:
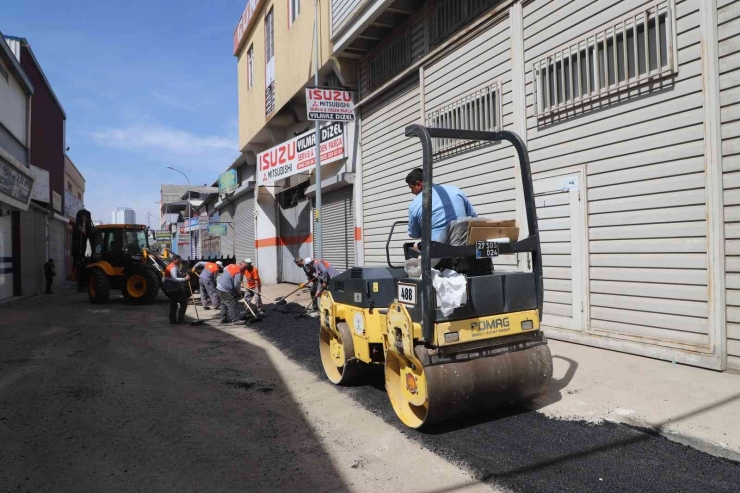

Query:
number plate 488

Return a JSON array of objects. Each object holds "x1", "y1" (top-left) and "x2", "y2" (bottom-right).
[{"x1": 397, "y1": 283, "x2": 417, "y2": 306}]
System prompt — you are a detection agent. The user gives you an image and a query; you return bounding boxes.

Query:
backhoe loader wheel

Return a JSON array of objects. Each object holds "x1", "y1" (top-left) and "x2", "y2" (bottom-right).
[
  {"x1": 320, "y1": 322, "x2": 363, "y2": 385},
  {"x1": 122, "y1": 267, "x2": 160, "y2": 305},
  {"x1": 88, "y1": 268, "x2": 110, "y2": 304}
]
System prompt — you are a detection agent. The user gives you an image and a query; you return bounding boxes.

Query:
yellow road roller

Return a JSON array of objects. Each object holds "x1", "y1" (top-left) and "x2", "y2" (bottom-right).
[{"x1": 318, "y1": 125, "x2": 553, "y2": 429}]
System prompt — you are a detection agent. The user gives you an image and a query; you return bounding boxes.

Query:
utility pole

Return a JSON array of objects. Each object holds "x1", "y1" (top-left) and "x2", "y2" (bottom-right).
[
  {"x1": 167, "y1": 167, "x2": 192, "y2": 260},
  {"x1": 313, "y1": 0, "x2": 322, "y2": 259}
]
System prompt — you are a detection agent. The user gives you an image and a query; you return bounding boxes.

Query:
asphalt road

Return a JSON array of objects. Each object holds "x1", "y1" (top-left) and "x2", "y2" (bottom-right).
[
  {"x1": 250, "y1": 301, "x2": 740, "y2": 493},
  {"x1": 2, "y1": 288, "x2": 740, "y2": 493},
  {"x1": 0, "y1": 290, "x2": 348, "y2": 493}
]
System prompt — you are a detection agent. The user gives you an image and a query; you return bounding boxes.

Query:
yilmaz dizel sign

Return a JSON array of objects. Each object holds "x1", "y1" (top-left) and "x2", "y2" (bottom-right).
[{"x1": 257, "y1": 122, "x2": 345, "y2": 186}]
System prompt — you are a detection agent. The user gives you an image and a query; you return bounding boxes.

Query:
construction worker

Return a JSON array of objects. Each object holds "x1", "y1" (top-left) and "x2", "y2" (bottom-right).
[
  {"x1": 294, "y1": 257, "x2": 338, "y2": 311},
  {"x1": 216, "y1": 260, "x2": 248, "y2": 324},
  {"x1": 242, "y1": 259, "x2": 263, "y2": 314},
  {"x1": 163, "y1": 255, "x2": 191, "y2": 324},
  {"x1": 191, "y1": 260, "x2": 223, "y2": 310},
  {"x1": 405, "y1": 168, "x2": 477, "y2": 242}
]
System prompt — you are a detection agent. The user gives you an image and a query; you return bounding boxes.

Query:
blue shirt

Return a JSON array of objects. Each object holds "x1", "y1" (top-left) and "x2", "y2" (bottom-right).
[{"x1": 407, "y1": 184, "x2": 477, "y2": 241}]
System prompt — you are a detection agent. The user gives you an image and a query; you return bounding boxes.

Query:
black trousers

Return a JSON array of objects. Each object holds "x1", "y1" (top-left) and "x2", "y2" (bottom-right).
[
  {"x1": 45, "y1": 276, "x2": 53, "y2": 294},
  {"x1": 168, "y1": 289, "x2": 188, "y2": 323}
]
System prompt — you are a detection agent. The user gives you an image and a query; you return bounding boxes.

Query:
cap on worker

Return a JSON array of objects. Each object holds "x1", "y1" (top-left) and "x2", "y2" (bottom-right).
[
  {"x1": 304, "y1": 257, "x2": 313, "y2": 264},
  {"x1": 216, "y1": 261, "x2": 223, "y2": 267},
  {"x1": 244, "y1": 258, "x2": 252, "y2": 264}
]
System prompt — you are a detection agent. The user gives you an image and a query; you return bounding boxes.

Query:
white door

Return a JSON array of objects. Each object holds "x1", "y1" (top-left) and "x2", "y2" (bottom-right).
[{"x1": 533, "y1": 170, "x2": 587, "y2": 332}]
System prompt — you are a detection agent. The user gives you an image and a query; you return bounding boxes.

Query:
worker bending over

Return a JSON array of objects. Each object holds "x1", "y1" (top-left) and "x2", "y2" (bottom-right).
[
  {"x1": 294, "y1": 257, "x2": 339, "y2": 311},
  {"x1": 216, "y1": 260, "x2": 248, "y2": 324},
  {"x1": 405, "y1": 168, "x2": 477, "y2": 242},
  {"x1": 192, "y1": 260, "x2": 223, "y2": 310},
  {"x1": 163, "y1": 255, "x2": 191, "y2": 324},
  {"x1": 242, "y1": 259, "x2": 263, "y2": 314}
]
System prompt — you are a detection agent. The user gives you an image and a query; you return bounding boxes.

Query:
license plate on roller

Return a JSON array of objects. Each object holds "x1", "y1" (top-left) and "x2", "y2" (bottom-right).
[{"x1": 475, "y1": 241, "x2": 499, "y2": 259}]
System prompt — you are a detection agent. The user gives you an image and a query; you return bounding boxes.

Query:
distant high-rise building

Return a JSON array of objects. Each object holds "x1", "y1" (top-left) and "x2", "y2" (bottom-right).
[{"x1": 112, "y1": 207, "x2": 136, "y2": 225}]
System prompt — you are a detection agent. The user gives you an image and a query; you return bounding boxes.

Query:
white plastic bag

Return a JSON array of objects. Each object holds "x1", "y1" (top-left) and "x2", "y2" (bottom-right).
[{"x1": 431, "y1": 268, "x2": 467, "y2": 316}]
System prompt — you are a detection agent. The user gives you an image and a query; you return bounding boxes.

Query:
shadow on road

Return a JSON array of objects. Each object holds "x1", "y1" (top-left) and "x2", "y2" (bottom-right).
[{"x1": 0, "y1": 293, "x2": 348, "y2": 492}]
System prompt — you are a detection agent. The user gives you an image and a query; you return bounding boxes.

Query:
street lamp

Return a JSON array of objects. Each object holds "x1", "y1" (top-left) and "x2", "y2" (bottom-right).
[{"x1": 167, "y1": 166, "x2": 192, "y2": 260}]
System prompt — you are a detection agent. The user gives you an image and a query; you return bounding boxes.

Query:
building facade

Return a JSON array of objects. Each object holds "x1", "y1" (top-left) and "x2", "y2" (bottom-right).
[
  {"x1": 64, "y1": 155, "x2": 85, "y2": 281},
  {"x1": 325, "y1": 0, "x2": 740, "y2": 372},
  {"x1": 111, "y1": 207, "x2": 136, "y2": 225},
  {"x1": 0, "y1": 33, "x2": 34, "y2": 300},
  {"x1": 7, "y1": 35, "x2": 71, "y2": 293},
  {"x1": 231, "y1": 0, "x2": 358, "y2": 285}
]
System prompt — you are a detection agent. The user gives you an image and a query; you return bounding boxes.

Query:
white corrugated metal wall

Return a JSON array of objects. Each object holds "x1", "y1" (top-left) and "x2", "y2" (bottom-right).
[
  {"x1": 219, "y1": 207, "x2": 234, "y2": 258},
  {"x1": 331, "y1": 0, "x2": 363, "y2": 35},
  {"x1": 423, "y1": 15, "x2": 518, "y2": 272},
  {"x1": 234, "y1": 193, "x2": 255, "y2": 262},
  {"x1": 523, "y1": 0, "x2": 715, "y2": 365},
  {"x1": 313, "y1": 187, "x2": 355, "y2": 272},
  {"x1": 361, "y1": 77, "x2": 422, "y2": 266},
  {"x1": 719, "y1": 0, "x2": 740, "y2": 370}
]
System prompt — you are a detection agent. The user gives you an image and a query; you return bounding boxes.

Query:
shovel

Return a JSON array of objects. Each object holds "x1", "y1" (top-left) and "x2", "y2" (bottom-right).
[
  {"x1": 273, "y1": 278, "x2": 316, "y2": 305},
  {"x1": 295, "y1": 294, "x2": 319, "y2": 319},
  {"x1": 240, "y1": 295, "x2": 262, "y2": 322},
  {"x1": 188, "y1": 281, "x2": 205, "y2": 326}
]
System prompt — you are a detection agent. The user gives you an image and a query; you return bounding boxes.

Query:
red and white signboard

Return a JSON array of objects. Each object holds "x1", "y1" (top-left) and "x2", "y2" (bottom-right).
[
  {"x1": 233, "y1": 0, "x2": 264, "y2": 55},
  {"x1": 257, "y1": 122, "x2": 345, "y2": 186},
  {"x1": 306, "y1": 88, "x2": 355, "y2": 122}
]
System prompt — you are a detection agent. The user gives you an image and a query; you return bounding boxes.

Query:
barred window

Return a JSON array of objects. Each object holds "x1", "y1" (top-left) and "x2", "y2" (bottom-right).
[
  {"x1": 425, "y1": 82, "x2": 502, "y2": 158},
  {"x1": 429, "y1": 0, "x2": 500, "y2": 46},
  {"x1": 533, "y1": 1, "x2": 676, "y2": 118},
  {"x1": 368, "y1": 29, "x2": 411, "y2": 90}
]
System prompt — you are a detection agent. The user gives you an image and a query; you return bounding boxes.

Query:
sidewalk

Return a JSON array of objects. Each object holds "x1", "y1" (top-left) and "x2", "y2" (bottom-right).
[{"x1": 241, "y1": 283, "x2": 740, "y2": 462}]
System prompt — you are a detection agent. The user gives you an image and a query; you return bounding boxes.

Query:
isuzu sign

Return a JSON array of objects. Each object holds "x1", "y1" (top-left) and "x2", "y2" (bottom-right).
[
  {"x1": 257, "y1": 123, "x2": 345, "y2": 186},
  {"x1": 306, "y1": 88, "x2": 355, "y2": 121}
]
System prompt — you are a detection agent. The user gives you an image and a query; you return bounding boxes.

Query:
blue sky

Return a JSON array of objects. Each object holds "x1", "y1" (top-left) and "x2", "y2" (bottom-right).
[{"x1": 3, "y1": 0, "x2": 245, "y2": 227}]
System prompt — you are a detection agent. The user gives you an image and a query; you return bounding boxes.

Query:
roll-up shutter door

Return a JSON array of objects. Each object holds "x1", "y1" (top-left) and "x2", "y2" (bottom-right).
[
  {"x1": 361, "y1": 77, "x2": 421, "y2": 266},
  {"x1": 49, "y1": 219, "x2": 65, "y2": 288},
  {"x1": 233, "y1": 192, "x2": 255, "y2": 262},
  {"x1": 0, "y1": 214, "x2": 13, "y2": 300},
  {"x1": 219, "y1": 207, "x2": 234, "y2": 258},
  {"x1": 313, "y1": 186, "x2": 354, "y2": 272}
]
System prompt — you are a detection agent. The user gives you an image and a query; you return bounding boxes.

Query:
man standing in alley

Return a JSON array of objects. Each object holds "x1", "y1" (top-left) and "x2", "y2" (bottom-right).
[
  {"x1": 163, "y1": 255, "x2": 191, "y2": 324},
  {"x1": 242, "y1": 259, "x2": 264, "y2": 315},
  {"x1": 44, "y1": 259, "x2": 56, "y2": 294},
  {"x1": 294, "y1": 257, "x2": 338, "y2": 312},
  {"x1": 216, "y1": 260, "x2": 248, "y2": 324},
  {"x1": 191, "y1": 260, "x2": 223, "y2": 310}
]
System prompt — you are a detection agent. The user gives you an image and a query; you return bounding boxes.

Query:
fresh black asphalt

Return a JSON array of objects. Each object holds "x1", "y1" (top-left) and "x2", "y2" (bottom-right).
[{"x1": 250, "y1": 301, "x2": 740, "y2": 493}]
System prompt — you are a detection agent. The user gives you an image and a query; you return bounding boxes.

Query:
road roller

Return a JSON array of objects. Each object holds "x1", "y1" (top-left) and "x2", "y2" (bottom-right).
[{"x1": 318, "y1": 125, "x2": 553, "y2": 429}]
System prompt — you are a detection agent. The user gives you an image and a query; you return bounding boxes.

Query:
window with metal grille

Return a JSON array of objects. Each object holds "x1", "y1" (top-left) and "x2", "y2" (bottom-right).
[
  {"x1": 533, "y1": 0, "x2": 676, "y2": 118},
  {"x1": 290, "y1": 0, "x2": 301, "y2": 25},
  {"x1": 425, "y1": 82, "x2": 502, "y2": 158},
  {"x1": 368, "y1": 28, "x2": 411, "y2": 90},
  {"x1": 428, "y1": 0, "x2": 499, "y2": 46},
  {"x1": 265, "y1": 8, "x2": 276, "y2": 115}
]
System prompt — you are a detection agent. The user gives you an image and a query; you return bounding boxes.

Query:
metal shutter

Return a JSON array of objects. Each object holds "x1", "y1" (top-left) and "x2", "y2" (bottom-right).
[
  {"x1": 49, "y1": 219, "x2": 65, "y2": 287},
  {"x1": 313, "y1": 186, "x2": 354, "y2": 272},
  {"x1": 233, "y1": 192, "x2": 255, "y2": 262},
  {"x1": 361, "y1": 77, "x2": 421, "y2": 266},
  {"x1": 219, "y1": 207, "x2": 234, "y2": 258}
]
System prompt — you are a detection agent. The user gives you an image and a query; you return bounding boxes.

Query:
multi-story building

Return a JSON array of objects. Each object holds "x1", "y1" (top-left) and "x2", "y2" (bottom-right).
[
  {"x1": 159, "y1": 184, "x2": 218, "y2": 259},
  {"x1": 111, "y1": 207, "x2": 136, "y2": 225},
  {"x1": 63, "y1": 154, "x2": 85, "y2": 282},
  {"x1": 326, "y1": 0, "x2": 740, "y2": 372},
  {"x1": 6, "y1": 34, "x2": 68, "y2": 293},
  {"x1": 231, "y1": 0, "x2": 358, "y2": 285},
  {"x1": 0, "y1": 32, "x2": 34, "y2": 300}
]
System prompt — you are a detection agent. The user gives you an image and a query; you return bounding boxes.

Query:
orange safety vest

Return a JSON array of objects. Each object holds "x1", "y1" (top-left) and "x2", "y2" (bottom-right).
[
  {"x1": 224, "y1": 264, "x2": 242, "y2": 277},
  {"x1": 243, "y1": 266, "x2": 260, "y2": 288},
  {"x1": 165, "y1": 262, "x2": 177, "y2": 279},
  {"x1": 203, "y1": 262, "x2": 219, "y2": 273}
]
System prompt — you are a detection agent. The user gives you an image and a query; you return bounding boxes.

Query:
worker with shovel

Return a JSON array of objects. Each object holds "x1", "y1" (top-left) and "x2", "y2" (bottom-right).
[
  {"x1": 294, "y1": 257, "x2": 339, "y2": 313},
  {"x1": 216, "y1": 260, "x2": 248, "y2": 324},
  {"x1": 192, "y1": 260, "x2": 223, "y2": 310},
  {"x1": 241, "y1": 259, "x2": 264, "y2": 316},
  {"x1": 163, "y1": 255, "x2": 191, "y2": 325}
]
